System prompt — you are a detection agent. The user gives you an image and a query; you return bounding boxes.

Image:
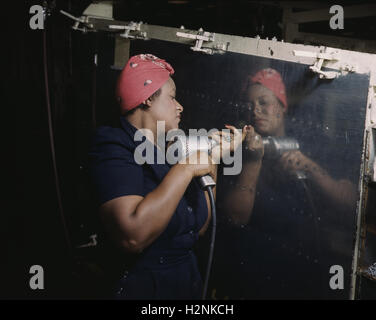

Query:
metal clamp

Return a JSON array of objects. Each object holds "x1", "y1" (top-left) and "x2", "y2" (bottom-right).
[
  {"x1": 176, "y1": 27, "x2": 227, "y2": 54},
  {"x1": 60, "y1": 9, "x2": 148, "y2": 39},
  {"x1": 109, "y1": 21, "x2": 148, "y2": 39},
  {"x1": 60, "y1": 10, "x2": 95, "y2": 33},
  {"x1": 293, "y1": 49, "x2": 341, "y2": 79},
  {"x1": 76, "y1": 234, "x2": 98, "y2": 248}
]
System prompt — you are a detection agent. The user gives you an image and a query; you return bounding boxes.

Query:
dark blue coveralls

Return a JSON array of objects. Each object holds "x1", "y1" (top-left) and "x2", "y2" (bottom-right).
[{"x1": 89, "y1": 117, "x2": 209, "y2": 299}]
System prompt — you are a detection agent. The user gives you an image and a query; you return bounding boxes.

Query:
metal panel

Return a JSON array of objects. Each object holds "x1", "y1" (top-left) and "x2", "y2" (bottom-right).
[{"x1": 129, "y1": 38, "x2": 370, "y2": 299}]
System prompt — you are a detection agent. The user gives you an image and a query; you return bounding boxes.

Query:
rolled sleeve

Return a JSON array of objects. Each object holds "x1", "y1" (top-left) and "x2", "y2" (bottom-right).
[{"x1": 89, "y1": 127, "x2": 145, "y2": 206}]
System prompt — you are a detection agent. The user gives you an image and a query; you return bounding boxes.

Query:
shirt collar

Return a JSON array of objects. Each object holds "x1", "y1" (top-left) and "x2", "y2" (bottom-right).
[
  {"x1": 120, "y1": 117, "x2": 172, "y2": 178},
  {"x1": 119, "y1": 116, "x2": 148, "y2": 150}
]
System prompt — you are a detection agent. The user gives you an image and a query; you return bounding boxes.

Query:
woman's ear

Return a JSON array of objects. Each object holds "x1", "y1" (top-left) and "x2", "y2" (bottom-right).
[
  {"x1": 143, "y1": 98, "x2": 153, "y2": 108},
  {"x1": 279, "y1": 101, "x2": 287, "y2": 115}
]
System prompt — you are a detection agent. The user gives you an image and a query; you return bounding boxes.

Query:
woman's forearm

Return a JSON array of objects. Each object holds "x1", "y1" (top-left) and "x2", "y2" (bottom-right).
[
  {"x1": 308, "y1": 163, "x2": 357, "y2": 208},
  {"x1": 224, "y1": 160, "x2": 262, "y2": 225},
  {"x1": 280, "y1": 151, "x2": 357, "y2": 209}
]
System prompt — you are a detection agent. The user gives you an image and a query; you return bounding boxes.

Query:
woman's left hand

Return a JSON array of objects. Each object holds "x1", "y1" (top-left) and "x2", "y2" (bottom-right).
[
  {"x1": 209, "y1": 124, "x2": 246, "y2": 163},
  {"x1": 279, "y1": 150, "x2": 314, "y2": 175}
]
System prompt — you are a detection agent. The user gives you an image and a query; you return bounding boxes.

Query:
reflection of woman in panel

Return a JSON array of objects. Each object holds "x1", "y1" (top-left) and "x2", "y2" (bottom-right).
[
  {"x1": 214, "y1": 69, "x2": 356, "y2": 299},
  {"x1": 89, "y1": 54, "x2": 237, "y2": 299},
  {"x1": 225, "y1": 68, "x2": 357, "y2": 225},
  {"x1": 214, "y1": 68, "x2": 358, "y2": 299}
]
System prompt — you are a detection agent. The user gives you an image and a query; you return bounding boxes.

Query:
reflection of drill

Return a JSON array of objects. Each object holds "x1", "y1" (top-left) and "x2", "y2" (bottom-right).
[
  {"x1": 262, "y1": 136, "x2": 299, "y2": 158},
  {"x1": 262, "y1": 136, "x2": 306, "y2": 179}
]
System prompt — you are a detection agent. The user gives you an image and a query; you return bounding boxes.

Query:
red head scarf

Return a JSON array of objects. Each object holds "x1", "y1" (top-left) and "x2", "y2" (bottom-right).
[
  {"x1": 247, "y1": 68, "x2": 288, "y2": 110},
  {"x1": 116, "y1": 54, "x2": 175, "y2": 112}
]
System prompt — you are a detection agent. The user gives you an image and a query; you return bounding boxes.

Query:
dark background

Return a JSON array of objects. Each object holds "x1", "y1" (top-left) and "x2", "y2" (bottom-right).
[{"x1": 7, "y1": 0, "x2": 376, "y2": 299}]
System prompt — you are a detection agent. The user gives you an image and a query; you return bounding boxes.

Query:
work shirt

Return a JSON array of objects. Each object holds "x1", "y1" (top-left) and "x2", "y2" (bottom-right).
[{"x1": 89, "y1": 116, "x2": 209, "y2": 299}]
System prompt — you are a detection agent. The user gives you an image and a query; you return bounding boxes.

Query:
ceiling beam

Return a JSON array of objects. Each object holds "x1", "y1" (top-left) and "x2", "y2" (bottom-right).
[{"x1": 289, "y1": 4, "x2": 376, "y2": 24}]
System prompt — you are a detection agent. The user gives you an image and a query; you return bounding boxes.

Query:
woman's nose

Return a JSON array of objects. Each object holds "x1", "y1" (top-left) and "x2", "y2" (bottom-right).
[
  {"x1": 252, "y1": 103, "x2": 262, "y2": 115},
  {"x1": 176, "y1": 100, "x2": 183, "y2": 112}
]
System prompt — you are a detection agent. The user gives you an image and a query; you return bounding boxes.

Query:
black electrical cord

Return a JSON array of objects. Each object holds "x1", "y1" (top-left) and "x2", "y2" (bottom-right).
[
  {"x1": 43, "y1": 26, "x2": 72, "y2": 256},
  {"x1": 299, "y1": 178, "x2": 321, "y2": 257},
  {"x1": 202, "y1": 185, "x2": 216, "y2": 300},
  {"x1": 92, "y1": 35, "x2": 98, "y2": 129},
  {"x1": 298, "y1": 177, "x2": 326, "y2": 292}
]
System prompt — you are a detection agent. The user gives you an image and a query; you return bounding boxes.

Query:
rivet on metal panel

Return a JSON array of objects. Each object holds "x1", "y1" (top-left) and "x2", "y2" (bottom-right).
[{"x1": 340, "y1": 64, "x2": 357, "y2": 74}]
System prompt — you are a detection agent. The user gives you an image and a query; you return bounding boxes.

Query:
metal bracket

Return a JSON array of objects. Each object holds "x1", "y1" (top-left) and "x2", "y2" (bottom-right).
[
  {"x1": 176, "y1": 27, "x2": 228, "y2": 54},
  {"x1": 60, "y1": 10, "x2": 95, "y2": 33},
  {"x1": 109, "y1": 21, "x2": 148, "y2": 39},
  {"x1": 60, "y1": 10, "x2": 148, "y2": 40},
  {"x1": 293, "y1": 49, "x2": 342, "y2": 79},
  {"x1": 76, "y1": 234, "x2": 98, "y2": 249}
]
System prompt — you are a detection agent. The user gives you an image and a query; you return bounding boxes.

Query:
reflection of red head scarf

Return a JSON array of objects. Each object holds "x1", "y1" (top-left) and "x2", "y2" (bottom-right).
[
  {"x1": 116, "y1": 54, "x2": 175, "y2": 112},
  {"x1": 248, "y1": 68, "x2": 288, "y2": 110}
]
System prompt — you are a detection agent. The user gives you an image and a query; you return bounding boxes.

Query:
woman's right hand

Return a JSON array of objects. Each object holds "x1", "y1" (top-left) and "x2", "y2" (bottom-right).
[
  {"x1": 209, "y1": 124, "x2": 246, "y2": 163},
  {"x1": 244, "y1": 125, "x2": 264, "y2": 161},
  {"x1": 178, "y1": 150, "x2": 215, "y2": 178}
]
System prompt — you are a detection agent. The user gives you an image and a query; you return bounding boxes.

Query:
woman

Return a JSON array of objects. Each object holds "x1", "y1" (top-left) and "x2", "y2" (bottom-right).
[
  {"x1": 215, "y1": 68, "x2": 357, "y2": 299},
  {"x1": 225, "y1": 68, "x2": 356, "y2": 225},
  {"x1": 89, "y1": 54, "x2": 243, "y2": 299}
]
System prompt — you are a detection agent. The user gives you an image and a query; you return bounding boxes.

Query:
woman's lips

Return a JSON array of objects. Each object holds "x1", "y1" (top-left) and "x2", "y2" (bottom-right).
[{"x1": 255, "y1": 119, "x2": 267, "y2": 125}]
